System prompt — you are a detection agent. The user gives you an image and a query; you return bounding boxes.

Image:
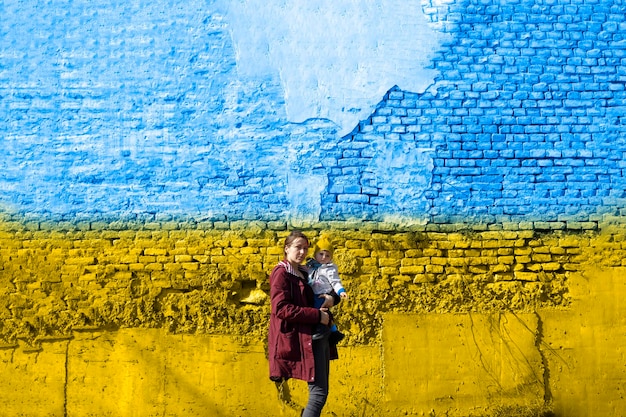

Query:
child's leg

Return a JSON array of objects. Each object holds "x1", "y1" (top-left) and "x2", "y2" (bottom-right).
[
  {"x1": 311, "y1": 294, "x2": 332, "y2": 340},
  {"x1": 314, "y1": 293, "x2": 338, "y2": 331},
  {"x1": 313, "y1": 295, "x2": 325, "y2": 309}
]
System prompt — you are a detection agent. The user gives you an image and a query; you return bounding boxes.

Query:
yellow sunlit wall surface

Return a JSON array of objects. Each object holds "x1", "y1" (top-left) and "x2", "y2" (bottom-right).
[{"x1": 1, "y1": 220, "x2": 625, "y2": 416}]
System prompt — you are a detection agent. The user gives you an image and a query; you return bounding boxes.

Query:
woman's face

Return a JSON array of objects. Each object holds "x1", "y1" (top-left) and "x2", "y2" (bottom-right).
[{"x1": 285, "y1": 237, "x2": 309, "y2": 265}]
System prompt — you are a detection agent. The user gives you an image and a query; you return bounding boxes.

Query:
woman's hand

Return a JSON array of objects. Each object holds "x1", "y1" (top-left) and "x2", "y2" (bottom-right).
[
  {"x1": 319, "y1": 308, "x2": 330, "y2": 325},
  {"x1": 318, "y1": 294, "x2": 334, "y2": 309}
]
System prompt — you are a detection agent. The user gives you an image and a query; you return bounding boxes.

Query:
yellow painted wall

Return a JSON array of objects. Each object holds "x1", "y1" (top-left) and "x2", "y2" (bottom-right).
[
  {"x1": 1, "y1": 221, "x2": 625, "y2": 416},
  {"x1": 542, "y1": 267, "x2": 626, "y2": 417}
]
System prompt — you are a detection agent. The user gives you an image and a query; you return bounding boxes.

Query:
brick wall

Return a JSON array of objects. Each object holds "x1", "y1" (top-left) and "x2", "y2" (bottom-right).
[
  {"x1": 1, "y1": 0, "x2": 625, "y2": 224},
  {"x1": 2, "y1": 1, "x2": 626, "y2": 414},
  {"x1": 1, "y1": 220, "x2": 620, "y2": 348},
  {"x1": 329, "y1": 0, "x2": 626, "y2": 223}
]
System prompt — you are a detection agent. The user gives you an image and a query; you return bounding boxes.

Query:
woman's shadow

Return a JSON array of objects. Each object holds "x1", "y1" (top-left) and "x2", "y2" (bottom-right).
[{"x1": 274, "y1": 379, "x2": 303, "y2": 415}]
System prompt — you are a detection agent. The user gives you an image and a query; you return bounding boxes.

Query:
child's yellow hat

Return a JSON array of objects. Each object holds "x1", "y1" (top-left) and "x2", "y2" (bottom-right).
[{"x1": 314, "y1": 237, "x2": 334, "y2": 254}]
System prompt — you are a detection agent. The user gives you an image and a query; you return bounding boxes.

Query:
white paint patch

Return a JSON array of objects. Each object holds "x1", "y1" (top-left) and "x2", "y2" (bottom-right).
[
  {"x1": 286, "y1": 172, "x2": 327, "y2": 222},
  {"x1": 222, "y1": 0, "x2": 445, "y2": 136},
  {"x1": 373, "y1": 139, "x2": 434, "y2": 216}
]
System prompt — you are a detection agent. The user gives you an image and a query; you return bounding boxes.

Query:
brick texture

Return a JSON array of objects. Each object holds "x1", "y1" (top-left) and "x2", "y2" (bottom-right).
[
  {"x1": 0, "y1": 222, "x2": 618, "y2": 348},
  {"x1": 0, "y1": 0, "x2": 625, "y2": 224}
]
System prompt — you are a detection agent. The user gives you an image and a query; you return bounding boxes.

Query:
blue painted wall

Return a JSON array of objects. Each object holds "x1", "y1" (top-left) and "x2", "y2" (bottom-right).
[{"x1": 1, "y1": 0, "x2": 625, "y2": 225}]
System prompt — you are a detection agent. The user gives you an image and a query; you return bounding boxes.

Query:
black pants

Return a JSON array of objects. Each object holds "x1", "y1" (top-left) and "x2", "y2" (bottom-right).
[{"x1": 302, "y1": 335, "x2": 330, "y2": 417}]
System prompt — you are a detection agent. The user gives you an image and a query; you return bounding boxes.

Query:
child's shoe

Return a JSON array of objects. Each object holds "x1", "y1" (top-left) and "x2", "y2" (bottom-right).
[{"x1": 329, "y1": 330, "x2": 345, "y2": 345}]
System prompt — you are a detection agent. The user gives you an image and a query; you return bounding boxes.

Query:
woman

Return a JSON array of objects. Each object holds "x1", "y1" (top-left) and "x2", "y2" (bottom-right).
[{"x1": 268, "y1": 230, "x2": 341, "y2": 417}]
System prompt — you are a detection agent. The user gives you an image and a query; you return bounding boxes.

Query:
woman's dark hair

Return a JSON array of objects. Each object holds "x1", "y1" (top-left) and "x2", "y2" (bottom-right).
[{"x1": 284, "y1": 230, "x2": 309, "y2": 250}]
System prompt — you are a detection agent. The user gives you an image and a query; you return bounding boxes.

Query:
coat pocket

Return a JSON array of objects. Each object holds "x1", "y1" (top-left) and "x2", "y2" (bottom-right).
[{"x1": 275, "y1": 322, "x2": 301, "y2": 361}]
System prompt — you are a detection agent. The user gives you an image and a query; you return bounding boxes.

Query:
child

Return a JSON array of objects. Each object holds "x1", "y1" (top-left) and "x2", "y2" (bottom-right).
[{"x1": 306, "y1": 236, "x2": 348, "y2": 344}]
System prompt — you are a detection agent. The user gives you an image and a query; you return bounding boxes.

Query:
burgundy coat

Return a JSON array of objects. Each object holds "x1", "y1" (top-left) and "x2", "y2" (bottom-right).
[{"x1": 268, "y1": 261, "x2": 338, "y2": 383}]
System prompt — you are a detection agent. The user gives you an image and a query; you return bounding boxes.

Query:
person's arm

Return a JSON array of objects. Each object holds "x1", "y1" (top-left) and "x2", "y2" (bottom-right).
[
  {"x1": 270, "y1": 266, "x2": 323, "y2": 324},
  {"x1": 318, "y1": 290, "x2": 341, "y2": 309},
  {"x1": 326, "y1": 264, "x2": 347, "y2": 298}
]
